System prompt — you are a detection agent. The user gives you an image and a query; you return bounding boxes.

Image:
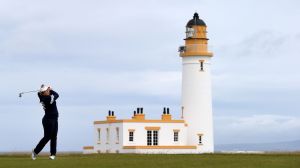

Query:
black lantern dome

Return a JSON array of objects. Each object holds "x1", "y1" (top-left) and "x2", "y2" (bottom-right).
[{"x1": 186, "y1": 13, "x2": 206, "y2": 28}]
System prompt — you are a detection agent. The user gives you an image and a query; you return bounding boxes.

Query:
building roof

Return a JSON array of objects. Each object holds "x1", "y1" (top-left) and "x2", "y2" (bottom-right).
[
  {"x1": 94, "y1": 119, "x2": 186, "y2": 125},
  {"x1": 94, "y1": 113, "x2": 187, "y2": 125},
  {"x1": 186, "y1": 12, "x2": 206, "y2": 27}
]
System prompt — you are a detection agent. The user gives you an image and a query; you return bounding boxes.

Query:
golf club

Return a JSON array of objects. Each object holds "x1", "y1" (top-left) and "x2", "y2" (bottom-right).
[{"x1": 19, "y1": 90, "x2": 39, "y2": 98}]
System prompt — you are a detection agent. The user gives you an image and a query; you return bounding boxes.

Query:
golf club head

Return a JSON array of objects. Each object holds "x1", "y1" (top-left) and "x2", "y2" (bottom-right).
[{"x1": 19, "y1": 89, "x2": 40, "y2": 98}]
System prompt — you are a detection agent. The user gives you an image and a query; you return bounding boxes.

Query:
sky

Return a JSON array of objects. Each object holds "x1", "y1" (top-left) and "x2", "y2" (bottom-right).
[{"x1": 0, "y1": 0, "x2": 300, "y2": 152}]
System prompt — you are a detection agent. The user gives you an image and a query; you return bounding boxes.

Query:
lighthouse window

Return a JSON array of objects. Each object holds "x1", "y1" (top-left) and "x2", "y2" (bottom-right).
[
  {"x1": 199, "y1": 60, "x2": 205, "y2": 71},
  {"x1": 186, "y1": 27, "x2": 195, "y2": 38},
  {"x1": 198, "y1": 135, "x2": 203, "y2": 144},
  {"x1": 200, "y1": 61, "x2": 204, "y2": 71},
  {"x1": 181, "y1": 106, "x2": 184, "y2": 119},
  {"x1": 129, "y1": 131, "x2": 134, "y2": 142}
]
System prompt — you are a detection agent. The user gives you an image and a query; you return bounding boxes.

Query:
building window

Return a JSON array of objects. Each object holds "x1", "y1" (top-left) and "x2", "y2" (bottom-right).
[
  {"x1": 147, "y1": 130, "x2": 158, "y2": 146},
  {"x1": 174, "y1": 132, "x2": 179, "y2": 142},
  {"x1": 116, "y1": 127, "x2": 119, "y2": 144},
  {"x1": 198, "y1": 134, "x2": 203, "y2": 144},
  {"x1": 97, "y1": 128, "x2": 101, "y2": 142},
  {"x1": 153, "y1": 131, "x2": 158, "y2": 145},
  {"x1": 147, "y1": 131, "x2": 152, "y2": 145},
  {"x1": 106, "y1": 128, "x2": 110, "y2": 144},
  {"x1": 129, "y1": 131, "x2": 134, "y2": 142}
]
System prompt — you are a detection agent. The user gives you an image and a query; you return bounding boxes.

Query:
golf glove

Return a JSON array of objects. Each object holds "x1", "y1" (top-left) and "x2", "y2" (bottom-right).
[{"x1": 50, "y1": 95, "x2": 55, "y2": 104}]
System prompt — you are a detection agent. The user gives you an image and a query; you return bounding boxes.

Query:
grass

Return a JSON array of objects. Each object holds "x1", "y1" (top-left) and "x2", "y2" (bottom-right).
[{"x1": 0, "y1": 153, "x2": 299, "y2": 168}]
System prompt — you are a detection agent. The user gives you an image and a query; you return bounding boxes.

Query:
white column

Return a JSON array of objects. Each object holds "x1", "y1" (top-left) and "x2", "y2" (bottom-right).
[{"x1": 181, "y1": 56, "x2": 214, "y2": 153}]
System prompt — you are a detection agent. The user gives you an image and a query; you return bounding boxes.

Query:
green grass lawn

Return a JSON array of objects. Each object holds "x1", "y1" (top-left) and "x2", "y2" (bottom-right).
[{"x1": 0, "y1": 153, "x2": 299, "y2": 168}]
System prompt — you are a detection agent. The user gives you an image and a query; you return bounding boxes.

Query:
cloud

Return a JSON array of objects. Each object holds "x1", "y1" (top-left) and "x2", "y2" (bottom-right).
[
  {"x1": 0, "y1": 69, "x2": 181, "y2": 105},
  {"x1": 212, "y1": 31, "x2": 300, "y2": 117},
  {"x1": 0, "y1": 0, "x2": 190, "y2": 73},
  {"x1": 215, "y1": 114, "x2": 300, "y2": 144}
]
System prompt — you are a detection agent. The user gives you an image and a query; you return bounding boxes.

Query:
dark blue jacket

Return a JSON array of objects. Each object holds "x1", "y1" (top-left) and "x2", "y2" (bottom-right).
[{"x1": 38, "y1": 90, "x2": 59, "y2": 119}]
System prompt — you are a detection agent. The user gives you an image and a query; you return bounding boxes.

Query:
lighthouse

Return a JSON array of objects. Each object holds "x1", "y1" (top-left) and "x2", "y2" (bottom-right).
[
  {"x1": 83, "y1": 13, "x2": 214, "y2": 154},
  {"x1": 179, "y1": 13, "x2": 214, "y2": 153}
]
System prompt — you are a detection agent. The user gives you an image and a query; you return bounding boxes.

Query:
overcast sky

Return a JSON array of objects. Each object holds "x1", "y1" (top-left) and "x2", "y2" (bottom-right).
[{"x1": 0, "y1": 0, "x2": 300, "y2": 152}]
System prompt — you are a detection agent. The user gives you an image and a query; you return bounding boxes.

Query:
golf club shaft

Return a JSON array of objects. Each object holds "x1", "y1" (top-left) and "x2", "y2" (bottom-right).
[{"x1": 20, "y1": 90, "x2": 39, "y2": 94}]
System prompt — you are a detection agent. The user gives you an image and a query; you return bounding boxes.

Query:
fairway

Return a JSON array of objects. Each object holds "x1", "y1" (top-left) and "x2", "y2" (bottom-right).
[{"x1": 0, "y1": 153, "x2": 299, "y2": 168}]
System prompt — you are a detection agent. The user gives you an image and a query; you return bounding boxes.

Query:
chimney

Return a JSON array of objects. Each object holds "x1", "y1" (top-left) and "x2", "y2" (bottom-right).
[
  {"x1": 107, "y1": 110, "x2": 116, "y2": 121},
  {"x1": 132, "y1": 107, "x2": 145, "y2": 120},
  {"x1": 161, "y1": 107, "x2": 172, "y2": 120}
]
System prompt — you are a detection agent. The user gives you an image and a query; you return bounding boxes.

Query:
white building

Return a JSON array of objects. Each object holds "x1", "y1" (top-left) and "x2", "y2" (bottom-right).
[{"x1": 83, "y1": 13, "x2": 214, "y2": 154}]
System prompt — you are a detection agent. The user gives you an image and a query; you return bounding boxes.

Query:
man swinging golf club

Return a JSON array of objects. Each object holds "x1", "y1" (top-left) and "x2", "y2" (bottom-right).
[{"x1": 32, "y1": 84, "x2": 59, "y2": 160}]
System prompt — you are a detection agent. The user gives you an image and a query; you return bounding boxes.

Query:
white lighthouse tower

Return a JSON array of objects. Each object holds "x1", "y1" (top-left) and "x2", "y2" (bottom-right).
[{"x1": 179, "y1": 13, "x2": 214, "y2": 153}]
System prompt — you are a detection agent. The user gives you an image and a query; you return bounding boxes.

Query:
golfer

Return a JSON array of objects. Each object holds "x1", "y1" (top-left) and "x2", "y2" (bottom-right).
[{"x1": 32, "y1": 85, "x2": 59, "y2": 160}]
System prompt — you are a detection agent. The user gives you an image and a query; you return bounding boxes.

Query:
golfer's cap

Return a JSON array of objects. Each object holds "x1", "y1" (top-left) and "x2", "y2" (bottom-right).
[{"x1": 39, "y1": 85, "x2": 50, "y2": 92}]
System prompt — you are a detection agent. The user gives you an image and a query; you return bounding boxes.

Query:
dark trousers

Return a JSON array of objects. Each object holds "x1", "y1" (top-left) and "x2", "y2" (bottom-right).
[{"x1": 34, "y1": 118, "x2": 58, "y2": 155}]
